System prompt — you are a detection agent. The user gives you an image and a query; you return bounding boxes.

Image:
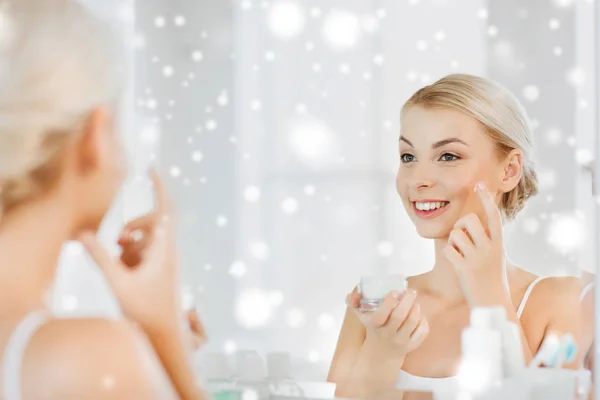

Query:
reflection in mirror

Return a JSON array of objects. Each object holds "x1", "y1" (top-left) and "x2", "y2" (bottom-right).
[{"x1": 23, "y1": 0, "x2": 595, "y2": 399}]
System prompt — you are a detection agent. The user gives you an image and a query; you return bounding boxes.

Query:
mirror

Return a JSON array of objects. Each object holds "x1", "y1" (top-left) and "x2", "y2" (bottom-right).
[{"x1": 51, "y1": 0, "x2": 599, "y2": 398}]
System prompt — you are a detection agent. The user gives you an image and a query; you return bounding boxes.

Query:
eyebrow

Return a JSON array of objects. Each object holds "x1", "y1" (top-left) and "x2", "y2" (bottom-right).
[{"x1": 399, "y1": 136, "x2": 468, "y2": 149}]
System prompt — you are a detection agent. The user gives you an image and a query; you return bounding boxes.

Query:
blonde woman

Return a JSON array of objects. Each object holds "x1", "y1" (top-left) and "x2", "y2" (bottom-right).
[
  {"x1": 0, "y1": 1, "x2": 205, "y2": 399},
  {"x1": 328, "y1": 74, "x2": 584, "y2": 399}
]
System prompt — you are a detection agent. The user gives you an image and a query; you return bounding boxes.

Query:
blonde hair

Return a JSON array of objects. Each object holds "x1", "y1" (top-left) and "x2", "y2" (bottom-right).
[
  {"x1": 0, "y1": 0, "x2": 125, "y2": 215},
  {"x1": 401, "y1": 73, "x2": 539, "y2": 221}
]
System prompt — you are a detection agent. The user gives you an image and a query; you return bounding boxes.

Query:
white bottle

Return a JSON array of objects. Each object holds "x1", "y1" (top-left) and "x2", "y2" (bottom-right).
[
  {"x1": 458, "y1": 307, "x2": 503, "y2": 395},
  {"x1": 234, "y1": 351, "x2": 270, "y2": 399},
  {"x1": 487, "y1": 307, "x2": 526, "y2": 377},
  {"x1": 202, "y1": 353, "x2": 241, "y2": 400},
  {"x1": 266, "y1": 352, "x2": 304, "y2": 397}
]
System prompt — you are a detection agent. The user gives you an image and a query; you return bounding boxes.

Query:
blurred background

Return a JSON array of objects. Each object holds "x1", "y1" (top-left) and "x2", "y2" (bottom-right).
[{"x1": 53, "y1": 0, "x2": 598, "y2": 379}]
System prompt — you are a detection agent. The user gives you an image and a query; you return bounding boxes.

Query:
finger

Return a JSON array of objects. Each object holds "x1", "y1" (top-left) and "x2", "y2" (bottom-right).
[
  {"x1": 79, "y1": 232, "x2": 121, "y2": 279},
  {"x1": 150, "y1": 169, "x2": 174, "y2": 219},
  {"x1": 409, "y1": 317, "x2": 429, "y2": 342},
  {"x1": 443, "y1": 244, "x2": 464, "y2": 270},
  {"x1": 396, "y1": 302, "x2": 421, "y2": 342},
  {"x1": 475, "y1": 181, "x2": 502, "y2": 242},
  {"x1": 454, "y1": 213, "x2": 488, "y2": 247},
  {"x1": 189, "y1": 315, "x2": 206, "y2": 339},
  {"x1": 120, "y1": 234, "x2": 151, "y2": 255},
  {"x1": 120, "y1": 248, "x2": 145, "y2": 267},
  {"x1": 193, "y1": 336, "x2": 205, "y2": 350},
  {"x1": 369, "y1": 291, "x2": 403, "y2": 328},
  {"x1": 122, "y1": 213, "x2": 157, "y2": 237},
  {"x1": 119, "y1": 233, "x2": 152, "y2": 267},
  {"x1": 448, "y1": 228, "x2": 475, "y2": 257},
  {"x1": 383, "y1": 290, "x2": 417, "y2": 332},
  {"x1": 346, "y1": 291, "x2": 362, "y2": 309}
]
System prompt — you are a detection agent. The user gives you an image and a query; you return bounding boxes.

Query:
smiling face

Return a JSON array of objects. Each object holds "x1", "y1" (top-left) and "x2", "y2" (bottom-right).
[{"x1": 396, "y1": 106, "x2": 509, "y2": 239}]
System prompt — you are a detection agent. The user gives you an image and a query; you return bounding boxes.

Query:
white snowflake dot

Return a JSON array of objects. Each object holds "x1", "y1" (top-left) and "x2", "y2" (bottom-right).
[
  {"x1": 281, "y1": 197, "x2": 299, "y2": 214},
  {"x1": 174, "y1": 15, "x2": 186, "y2": 26},
  {"x1": 244, "y1": 186, "x2": 261, "y2": 202},
  {"x1": 229, "y1": 261, "x2": 247, "y2": 278},
  {"x1": 206, "y1": 120, "x2": 218, "y2": 131},
  {"x1": 169, "y1": 166, "x2": 181, "y2": 178},
  {"x1": 286, "y1": 308, "x2": 306, "y2": 328},
  {"x1": 250, "y1": 241, "x2": 270, "y2": 260},
  {"x1": 192, "y1": 151, "x2": 204, "y2": 162},
  {"x1": 522, "y1": 85, "x2": 540, "y2": 102},
  {"x1": 251, "y1": 99, "x2": 262, "y2": 110},
  {"x1": 192, "y1": 51, "x2": 204, "y2": 62},
  {"x1": 216, "y1": 215, "x2": 228, "y2": 227},
  {"x1": 416, "y1": 40, "x2": 428, "y2": 51},
  {"x1": 163, "y1": 65, "x2": 174, "y2": 77},
  {"x1": 154, "y1": 16, "x2": 166, "y2": 27},
  {"x1": 265, "y1": 51, "x2": 276, "y2": 62}
]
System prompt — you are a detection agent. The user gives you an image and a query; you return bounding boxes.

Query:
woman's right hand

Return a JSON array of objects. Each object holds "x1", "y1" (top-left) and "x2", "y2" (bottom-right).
[
  {"x1": 79, "y1": 170, "x2": 182, "y2": 333},
  {"x1": 346, "y1": 288, "x2": 429, "y2": 358}
]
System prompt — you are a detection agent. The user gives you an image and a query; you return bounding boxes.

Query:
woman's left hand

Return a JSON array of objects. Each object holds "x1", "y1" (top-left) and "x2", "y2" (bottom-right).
[
  {"x1": 443, "y1": 181, "x2": 509, "y2": 307},
  {"x1": 117, "y1": 212, "x2": 207, "y2": 351},
  {"x1": 185, "y1": 308, "x2": 207, "y2": 351}
]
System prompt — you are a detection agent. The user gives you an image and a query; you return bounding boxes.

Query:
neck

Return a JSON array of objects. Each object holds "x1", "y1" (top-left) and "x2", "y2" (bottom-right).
[
  {"x1": 0, "y1": 196, "x2": 75, "y2": 314},
  {"x1": 426, "y1": 238, "x2": 511, "y2": 303},
  {"x1": 423, "y1": 238, "x2": 466, "y2": 302}
]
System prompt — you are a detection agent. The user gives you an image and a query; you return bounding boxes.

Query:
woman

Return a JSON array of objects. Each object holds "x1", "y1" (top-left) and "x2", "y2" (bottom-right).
[
  {"x1": 0, "y1": 1, "x2": 205, "y2": 398},
  {"x1": 327, "y1": 74, "x2": 584, "y2": 399}
]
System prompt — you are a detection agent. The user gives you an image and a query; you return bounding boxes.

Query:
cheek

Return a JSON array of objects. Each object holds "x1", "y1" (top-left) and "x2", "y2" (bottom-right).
[{"x1": 396, "y1": 169, "x2": 409, "y2": 199}]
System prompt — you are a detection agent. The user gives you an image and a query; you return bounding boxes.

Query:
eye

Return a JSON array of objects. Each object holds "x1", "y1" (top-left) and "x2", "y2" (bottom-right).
[
  {"x1": 440, "y1": 153, "x2": 459, "y2": 162},
  {"x1": 401, "y1": 153, "x2": 416, "y2": 163}
]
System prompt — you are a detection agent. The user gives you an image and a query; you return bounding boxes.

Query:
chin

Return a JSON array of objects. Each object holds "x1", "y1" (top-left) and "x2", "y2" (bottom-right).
[{"x1": 414, "y1": 224, "x2": 452, "y2": 239}]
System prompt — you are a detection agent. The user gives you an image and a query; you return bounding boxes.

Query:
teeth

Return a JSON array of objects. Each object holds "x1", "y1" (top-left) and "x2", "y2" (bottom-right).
[{"x1": 415, "y1": 201, "x2": 448, "y2": 211}]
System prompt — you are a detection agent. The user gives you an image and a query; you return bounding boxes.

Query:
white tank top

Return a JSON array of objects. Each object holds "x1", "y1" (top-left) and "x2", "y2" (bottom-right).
[
  {"x1": 1, "y1": 311, "x2": 51, "y2": 400},
  {"x1": 396, "y1": 276, "x2": 548, "y2": 394},
  {"x1": 580, "y1": 282, "x2": 594, "y2": 303}
]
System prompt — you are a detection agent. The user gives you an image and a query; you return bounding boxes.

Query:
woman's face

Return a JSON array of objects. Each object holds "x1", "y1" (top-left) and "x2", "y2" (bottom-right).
[{"x1": 396, "y1": 106, "x2": 506, "y2": 239}]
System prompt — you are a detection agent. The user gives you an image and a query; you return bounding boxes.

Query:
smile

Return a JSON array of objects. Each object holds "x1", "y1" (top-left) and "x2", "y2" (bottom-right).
[{"x1": 412, "y1": 201, "x2": 450, "y2": 218}]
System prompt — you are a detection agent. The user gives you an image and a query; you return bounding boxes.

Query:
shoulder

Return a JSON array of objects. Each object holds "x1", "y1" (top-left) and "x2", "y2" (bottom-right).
[
  {"x1": 523, "y1": 275, "x2": 584, "y2": 332},
  {"x1": 526, "y1": 275, "x2": 583, "y2": 313},
  {"x1": 536, "y1": 275, "x2": 583, "y2": 298},
  {"x1": 21, "y1": 317, "x2": 175, "y2": 399}
]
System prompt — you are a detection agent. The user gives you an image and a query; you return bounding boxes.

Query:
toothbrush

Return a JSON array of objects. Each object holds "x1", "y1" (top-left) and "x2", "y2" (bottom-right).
[
  {"x1": 529, "y1": 333, "x2": 578, "y2": 369},
  {"x1": 529, "y1": 334, "x2": 560, "y2": 368},
  {"x1": 552, "y1": 333, "x2": 578, "y2": 369}
]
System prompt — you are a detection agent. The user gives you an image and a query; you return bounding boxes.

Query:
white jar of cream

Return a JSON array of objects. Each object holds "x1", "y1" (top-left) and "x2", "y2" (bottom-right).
[{"x1": 358, "y1": 273, "x2": 407, "y2": 312}]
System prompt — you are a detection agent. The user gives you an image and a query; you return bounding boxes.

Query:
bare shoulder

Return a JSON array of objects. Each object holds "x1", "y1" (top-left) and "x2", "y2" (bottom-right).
[
  {"x1": 523, "y1": 274, "x2": 584, "y2": 326},
  {"x1": 537, "y1": 275, "x2": 583, "y2": 298},
  {"x1": 22, "y1": 317, "x2": 175, "y2": 399}
]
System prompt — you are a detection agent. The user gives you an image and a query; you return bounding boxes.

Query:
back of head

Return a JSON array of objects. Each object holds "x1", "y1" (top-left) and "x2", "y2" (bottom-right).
[
  {"x1": 0, "y1": 0, "x2": 125, "y2": 216},
  {"x1": 402, "y1": 73, "x2": 539, "y2": 221}
]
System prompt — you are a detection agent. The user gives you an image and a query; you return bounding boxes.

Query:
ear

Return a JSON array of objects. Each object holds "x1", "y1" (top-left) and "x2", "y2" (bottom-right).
[
  {"x1": 498, "y1": 149, "x2": 523, "y2": 194},
  {"x1": 74, "y1": 107, "x2": 112, "y2": 175}
]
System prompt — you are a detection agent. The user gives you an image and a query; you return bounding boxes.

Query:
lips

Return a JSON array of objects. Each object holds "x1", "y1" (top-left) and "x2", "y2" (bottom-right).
[{"x1": 411, "y1": 200, "x2": 450, "y2": 219}]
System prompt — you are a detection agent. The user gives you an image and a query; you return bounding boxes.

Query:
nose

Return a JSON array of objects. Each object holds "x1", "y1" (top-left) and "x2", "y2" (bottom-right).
[{"x1": 410, "y1": 163, "x2": 435, "y2": 191}]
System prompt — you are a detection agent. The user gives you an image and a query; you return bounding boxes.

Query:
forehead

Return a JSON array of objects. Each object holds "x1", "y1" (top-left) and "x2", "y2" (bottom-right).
[{"x1": 400, "y1": 106, "x2": 488, "y2": 145}]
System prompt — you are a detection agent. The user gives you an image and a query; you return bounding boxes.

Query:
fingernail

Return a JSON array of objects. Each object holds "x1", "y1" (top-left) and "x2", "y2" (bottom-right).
[
  {"x1": 474, "y1": 181, "x2": 486, "y2": 192},
  {"x1": 391, "y1": 291, "x2": 401, "y2": 299}
]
